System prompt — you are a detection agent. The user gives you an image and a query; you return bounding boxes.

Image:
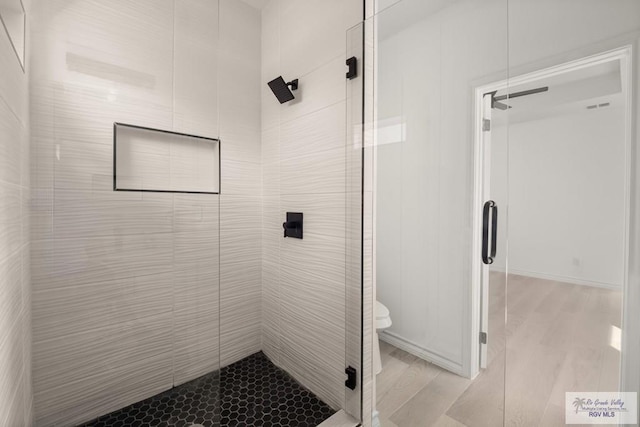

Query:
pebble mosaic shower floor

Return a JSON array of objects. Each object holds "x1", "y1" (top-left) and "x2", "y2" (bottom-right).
[{"x1": 82, "y1": 352, "x2": 336, "y2": 427}]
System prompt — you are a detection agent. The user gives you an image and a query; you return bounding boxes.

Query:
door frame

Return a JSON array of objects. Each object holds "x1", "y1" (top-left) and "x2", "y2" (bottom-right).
[{"x1": 470, "y1": 45, "x2": 634, "y2": 379}]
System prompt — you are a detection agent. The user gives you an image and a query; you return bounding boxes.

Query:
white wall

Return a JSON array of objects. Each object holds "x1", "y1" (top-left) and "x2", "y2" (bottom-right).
[
  {"x1": 218, "y1": 0, "x2": 264, "y2": 370},
  {"x1": 29, "y1": 1, "x2": 262, "y2": 425},
  {"x1": 375, "y1": 0, "x2": 509, "y2": 376},
  {"x1": 373, "y1": 0, "x2": 640, "y2": 382},
  {"x1": 0, "y1": 0, "x2": 32, "y2": 424},
  {"x1": 490, "y1": 108, "x2": 626, "y2": 288},
  {"x1": 260, "y1": 0, "x2": 362, "y2": 412}
]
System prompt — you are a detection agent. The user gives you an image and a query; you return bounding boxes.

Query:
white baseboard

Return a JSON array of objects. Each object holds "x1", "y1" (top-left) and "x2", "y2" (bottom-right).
[
  {"x1": 379, "y1": 331, "x2": 465, "y2": 377},
  {"x1": 489, "y1": 267, "x2": 622, "y2": 290}
]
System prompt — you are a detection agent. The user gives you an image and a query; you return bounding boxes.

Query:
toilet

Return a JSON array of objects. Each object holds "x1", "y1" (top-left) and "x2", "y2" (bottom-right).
[{"x1": 374, "y1": 301, "x2": 392, "y2": 374}]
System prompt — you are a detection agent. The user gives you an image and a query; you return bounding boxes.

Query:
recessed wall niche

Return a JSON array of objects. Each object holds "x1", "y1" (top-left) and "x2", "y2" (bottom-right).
[
  {"x1": 114, "y1": 123, "x2": 220, "y2": 194},
  {"x1": 0, "y1": 0, "x2": 25, "y2": 69}
]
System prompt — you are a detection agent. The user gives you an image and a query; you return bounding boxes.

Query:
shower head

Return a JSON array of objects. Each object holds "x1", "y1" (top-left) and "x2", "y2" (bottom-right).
[
  {"x1": 491, "y1": 86, "x2": 549, "y2": 110},
  {"x1": 268, "y1": 76, "x2": 298, "y2": 104}
]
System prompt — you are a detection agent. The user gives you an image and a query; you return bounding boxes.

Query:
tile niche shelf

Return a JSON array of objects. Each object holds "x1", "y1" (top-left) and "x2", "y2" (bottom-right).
[{"x1": 113, "y1": 122, "x2": 220, "y2": 194}]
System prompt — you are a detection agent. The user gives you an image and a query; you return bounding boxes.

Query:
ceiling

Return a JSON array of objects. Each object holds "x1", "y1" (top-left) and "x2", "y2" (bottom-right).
[{"x1": 493, "y1": 59, "x2": 623, "y2": 125}]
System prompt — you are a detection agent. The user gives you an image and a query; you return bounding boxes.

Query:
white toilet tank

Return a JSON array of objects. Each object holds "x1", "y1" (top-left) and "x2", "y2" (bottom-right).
[
  {"x1": 374, "y1": 301, "x2": 392, "y2": 376},
  {"x1": 376, "y1": 301, "x2": 392, "y2": 330}
]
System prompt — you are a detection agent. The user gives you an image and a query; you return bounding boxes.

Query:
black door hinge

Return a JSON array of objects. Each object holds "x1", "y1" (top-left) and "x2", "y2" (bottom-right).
[
  {"x1": 345, "y1": 366, "x2": 357, "y2": 390},
  {"x1": 346, "y1": 57, "x2": 357, "y2": 80}
]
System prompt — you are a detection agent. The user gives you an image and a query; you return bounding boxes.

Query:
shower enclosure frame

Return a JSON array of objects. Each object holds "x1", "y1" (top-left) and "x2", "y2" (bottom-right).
[{"x1": 470, "y1": 45, "x2": 635, "y2": 385}]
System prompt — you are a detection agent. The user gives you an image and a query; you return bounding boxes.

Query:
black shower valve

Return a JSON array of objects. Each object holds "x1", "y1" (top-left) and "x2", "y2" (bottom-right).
[{"x1": 283, "y1": 212, "x2": 303, "y2": 239}]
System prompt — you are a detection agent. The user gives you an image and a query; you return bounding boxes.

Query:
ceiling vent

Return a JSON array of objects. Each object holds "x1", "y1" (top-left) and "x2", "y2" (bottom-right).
[{"x1": 587, "y1": 102, "x2": 610, "y2": 110}]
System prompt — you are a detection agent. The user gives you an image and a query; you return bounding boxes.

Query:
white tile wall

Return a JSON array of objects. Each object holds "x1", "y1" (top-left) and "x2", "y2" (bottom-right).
[
  {"x1": 29, "y1": 0, "x2": 262, "y2": 425},
  {"x1": 173, "y1": 0, "x2": 219, "y2": 138},
  {"x1": 219, "y1": 0, "x2": 264, "y2": 369},
  {"x1": 0, "y1": 0, "x2": 32, "y2": 423},
  {"x1": 260, "y1": 0, "x2": 362, "y2": 415}
]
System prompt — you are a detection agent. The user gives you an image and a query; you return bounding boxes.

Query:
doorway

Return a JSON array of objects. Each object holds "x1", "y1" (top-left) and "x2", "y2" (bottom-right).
[{"x1": 470, "y1": 46, "x2": 633, "y2": 424}]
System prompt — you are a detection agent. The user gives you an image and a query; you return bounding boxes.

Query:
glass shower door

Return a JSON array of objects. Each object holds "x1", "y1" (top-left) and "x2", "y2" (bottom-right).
[
  {"x1": 368, "y1": 1, "x2": 640, "y2": 426},
  {"x1": 368, "y1": 0, "x2": 509, "y2": 425}
]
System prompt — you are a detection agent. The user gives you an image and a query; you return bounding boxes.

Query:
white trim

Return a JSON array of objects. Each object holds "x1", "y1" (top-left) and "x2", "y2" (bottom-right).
[
  {"x1": 489, "y1": 267, "x2": 622, "y2": 290},
  {"x1": 469, "y1": 81, "x2": 486, "y2": 379},
  {"x1": 477, "y1": 46, "x2": 633, "y2": 97},
  {"x1": 618, "y1": 43, "x2": 634, "y2": 397},
  {"x1": 379, "y1": 331, "x2": 464, "y2": 377},
  {"x1": 471, "y1": 46, "x2": 633, "y2": 385}
]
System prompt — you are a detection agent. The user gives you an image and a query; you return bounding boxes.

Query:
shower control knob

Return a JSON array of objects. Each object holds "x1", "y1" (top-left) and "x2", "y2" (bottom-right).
[{"x1": 283, "y1": 212, "x2": 303, "y2": 239}]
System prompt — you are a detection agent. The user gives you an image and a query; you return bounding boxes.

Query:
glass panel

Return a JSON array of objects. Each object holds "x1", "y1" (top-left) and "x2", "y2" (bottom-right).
[
  {"x1": 369, "y1": 1, "x2": 640, "y2": 425},
  {"x1": 346, "y1": 21, "x2": 365, "y2": 421},
  {"x1": 505, "y1": 1, "x2": 640, "y2": 424},
  {"x1": 29, "y1": 0, "x2": 221, "y2": 424},
  {"x1": 368, "y1": 0, "x2": 509, "y2": 425}
]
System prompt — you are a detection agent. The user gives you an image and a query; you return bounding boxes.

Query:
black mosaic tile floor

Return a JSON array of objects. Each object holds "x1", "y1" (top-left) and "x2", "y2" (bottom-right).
[{"x1": 82, "y1": 352, "x2": 336, "y2": 427}]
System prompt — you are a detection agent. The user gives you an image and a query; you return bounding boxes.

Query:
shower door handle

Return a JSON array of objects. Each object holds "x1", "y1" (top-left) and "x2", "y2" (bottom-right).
[
  {"x1": 490, "y1": 202, "x2": 497, "y2": 259},
  {"x1": 482, "y1": 200, "x2": 497, "y2": 265}
]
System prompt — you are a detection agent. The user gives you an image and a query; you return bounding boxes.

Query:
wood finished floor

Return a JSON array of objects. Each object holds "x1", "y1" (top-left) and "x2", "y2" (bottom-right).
[{"x1": 377, "y1": 274, "x2": 621, "y2": 427}]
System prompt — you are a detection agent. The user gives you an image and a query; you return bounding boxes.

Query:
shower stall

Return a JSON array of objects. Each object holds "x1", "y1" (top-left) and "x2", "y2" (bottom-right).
[
  {"x1": 18, "y1": 0, "x2": 364, "y2": 426},
  {"x1": 3, "y1": 0, "x2": 640, "y2": 426}
]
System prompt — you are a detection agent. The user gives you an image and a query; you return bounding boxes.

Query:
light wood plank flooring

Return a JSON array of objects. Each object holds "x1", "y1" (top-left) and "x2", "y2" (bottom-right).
[{"x1": 377, "y1": 274, "x2": 621, "y2": 427}]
